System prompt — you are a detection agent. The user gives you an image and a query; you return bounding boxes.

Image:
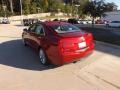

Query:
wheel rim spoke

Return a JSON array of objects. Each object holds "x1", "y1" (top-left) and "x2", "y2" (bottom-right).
[{"x1": 39, "y1": 50, "x2": 46, "y2": 64}]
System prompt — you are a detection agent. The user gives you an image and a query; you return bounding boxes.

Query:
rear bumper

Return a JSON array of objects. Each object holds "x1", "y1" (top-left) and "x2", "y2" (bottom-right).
[{"x1": 61, "y1": 44, "x2": 94, "y2": 65}]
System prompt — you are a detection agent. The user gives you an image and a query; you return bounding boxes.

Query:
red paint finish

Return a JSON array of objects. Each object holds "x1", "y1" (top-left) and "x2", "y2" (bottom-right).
[{"x1": 22, "y1": 21, "x2": 94, "y2": 65}]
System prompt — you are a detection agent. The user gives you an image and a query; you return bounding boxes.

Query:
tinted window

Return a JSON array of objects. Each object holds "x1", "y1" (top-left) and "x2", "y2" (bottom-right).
[
  {"x1": 51, "y1": 24, "x2": 80, "y2": 34},
  {"x1": 111, "y1": 21, "x2": 120, "y2": 23},
  {"x1": 35, "y1": 25, "x2": 45, "y2": 35},
  {"x1": 28, "y1": 24, "x2": 36, "y2": 32}
]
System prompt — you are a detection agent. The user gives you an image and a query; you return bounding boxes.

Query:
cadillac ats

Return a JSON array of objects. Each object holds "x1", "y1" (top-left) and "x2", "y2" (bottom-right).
[{"x1": 22, "y1": 21, "x2": 94, "y2": 65}]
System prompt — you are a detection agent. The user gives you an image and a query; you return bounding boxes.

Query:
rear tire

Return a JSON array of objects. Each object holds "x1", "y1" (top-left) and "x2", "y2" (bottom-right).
[
  {"x1": 106, "y1": 24, "x2": 109, "y2": 28},
  {"x1": 39, "y1": 49, "x2": 48, "y2": 65},
  {"x1": 22, "y1": 39, "x2": 27, "y2": 46}
]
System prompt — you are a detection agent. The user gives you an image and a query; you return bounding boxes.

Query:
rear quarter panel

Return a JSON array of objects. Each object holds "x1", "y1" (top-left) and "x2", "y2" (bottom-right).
[
  {"x1": 42, "y1": 26, "x2": 63, "y2": 65},
  {"x1": 44, "y1": 35, "x2": 62, "y2": 65}
]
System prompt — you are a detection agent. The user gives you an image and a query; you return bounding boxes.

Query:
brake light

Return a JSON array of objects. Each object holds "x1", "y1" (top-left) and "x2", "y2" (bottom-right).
[{"x1": 85, "y1": 33, "x2": 94, "y2": 46}]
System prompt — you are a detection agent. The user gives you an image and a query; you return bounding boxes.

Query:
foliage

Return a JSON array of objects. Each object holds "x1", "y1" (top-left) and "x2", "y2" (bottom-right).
[
  {"x1": 83, "y1": 0, "x2": 118, "y2": 18},
  {"x1": 64, "y1": 4, "x2": 72, "y2": 16},
  {"x1": 81, "y1": 0, "x2": 118, "y2": 25},
  {"x1": 104, "y1": 2, "x2": 117, "y2": 11},
  {"x1": 78, "y1": 0, "x2": 89, "y2": 18},
  {"x1": 0, "y1": 0, "x2": 118, "y2": 17},
  {"x1": 23, "y1": 0, "x2": 30, "y2": 15},
  {"x1": 30, "y1": 2, "x2": 37, "y2": 14}
]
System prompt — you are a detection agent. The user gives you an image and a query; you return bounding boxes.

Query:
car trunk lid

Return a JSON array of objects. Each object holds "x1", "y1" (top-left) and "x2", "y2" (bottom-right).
[{"x1": 58, "y1": 31, "x2": 93, "y2": 53}]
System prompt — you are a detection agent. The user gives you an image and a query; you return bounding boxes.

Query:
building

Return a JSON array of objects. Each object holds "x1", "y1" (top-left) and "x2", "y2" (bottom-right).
[{"x1": 102, "y1": 10, "x2": 120, "y2": 21}]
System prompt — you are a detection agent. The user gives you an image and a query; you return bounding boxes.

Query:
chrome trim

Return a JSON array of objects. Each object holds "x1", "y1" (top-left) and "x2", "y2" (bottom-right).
[{"x1": 75, "y1": 47, "x2": 89, "y2": 53}]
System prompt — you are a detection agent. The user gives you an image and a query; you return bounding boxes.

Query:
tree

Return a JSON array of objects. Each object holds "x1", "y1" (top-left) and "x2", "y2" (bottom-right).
[
  {"x1": 83, "y1": 0, "x2": 108, "y2": 25},
  {"x1": 45, "y1": 0, "x2": 48, "y2": 8},
  {"x1": 23, "y1": 0, "x2": 30, "y2": 15},
  {"x1": 64, "y1": 0, "x2": 80, "y2": 17},
  {"x1": 0, "y1": 0, "x2": 118, "y2": 17},
  {"x1": 64, "y1": 4, "x2": 72, "y2": 16},
  {"x1": 78, "y1": 0, "x2": 89, "y2": 18},
  {"x1": 30, "y1": 2, "x2": 37, "y2": 14},
  {"x1": 83, "y1": 0, "x2": 118, "y2": 26},
  {"x1": 48, "y1": 0, "x2": 63, "y2": 12},
  {"x1": 13, "y1": 0, "x2": 21, "y2": 15},
  {"x1": 105, "y1": 2, "x2": 117, "y2": 11},
  {"x1": 9, "y1": 0, "x2": 13, "y2": 14}
]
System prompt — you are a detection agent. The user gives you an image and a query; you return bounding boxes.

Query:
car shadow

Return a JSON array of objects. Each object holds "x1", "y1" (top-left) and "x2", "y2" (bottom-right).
[
  {"x1": 0, "y1": 39, "x2": 56, "y2": 71},
  {"x1": 0, "y1": 39, "x2": 119, "y2": 71}
]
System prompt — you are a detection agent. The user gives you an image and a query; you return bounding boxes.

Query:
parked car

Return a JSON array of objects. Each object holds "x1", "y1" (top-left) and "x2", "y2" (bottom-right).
[
  {"x1": 0, "y1": 19, "x2": 2, "y2": 24},
  {"x1": 106, "y1": 21, "x2": 120, "y2": 27},
  {"x1": 87, "y1": 20, "x2": 92, "y2": 24},
  {"x1": 79, "y1": 20, "x2": 88, "y2": 24},
  {"x1": 23, "y1": 19, "x2": 29, "y2": 26},
  {"x1": 77, "y1": 20, "x2": 92, "y2": 24},
  {"x1": 53, "y1": 19, "x2": 59, "y2": 21},
  {"x1": 38, "y1": 19, "x2": 46, "y2": 22},
  {"x1": 95, "y1": 20, "x2": 107, "y2": 24},
  {"x1": 1, "y1": 18, "x2": 10, "y2": 24},
  {"x1": 22, "y1": 21, "x2": 94, "y2": 65},
  {"x1": 23, "y1": 19, "x2": 38, "y2": 26},
  {"x1": 68, "y1": 18, "x2": 80, "y2": 24},
  {"x1": 60, "y1": 19, "x2": 67, "y2": 22}
]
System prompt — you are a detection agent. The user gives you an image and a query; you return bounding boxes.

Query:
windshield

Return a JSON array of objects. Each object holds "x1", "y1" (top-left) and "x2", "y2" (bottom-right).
[{"x1": 51, "y1": 24, "x2": 80, "y2": 33}]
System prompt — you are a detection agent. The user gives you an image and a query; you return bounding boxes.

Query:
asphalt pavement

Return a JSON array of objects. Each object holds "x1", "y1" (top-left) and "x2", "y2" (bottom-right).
[
  {"x1": 0, "y1": 24, "x2": 120, "y2": 90},
  {"x1": 76, "y1": 24, "x2": 120, "y2": 45}
]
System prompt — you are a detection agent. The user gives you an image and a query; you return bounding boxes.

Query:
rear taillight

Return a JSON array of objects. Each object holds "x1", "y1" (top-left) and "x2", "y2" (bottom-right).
[{"x1": 85, "y1": 33, "x2": 94, "y2": 46}]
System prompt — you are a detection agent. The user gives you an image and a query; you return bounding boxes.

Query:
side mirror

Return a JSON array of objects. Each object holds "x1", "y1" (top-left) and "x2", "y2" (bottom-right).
[{"x1": 23, "y1": 28, "x2": 28, "y2": 32}]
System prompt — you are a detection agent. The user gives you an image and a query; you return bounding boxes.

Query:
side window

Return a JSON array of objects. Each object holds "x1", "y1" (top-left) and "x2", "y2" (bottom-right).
[
  {"x1": 35, "y1": 25, "x2": 45, "y2": 36},
  {"x1": 28, "y1": 24, "x2": 36, "y2": 32}
]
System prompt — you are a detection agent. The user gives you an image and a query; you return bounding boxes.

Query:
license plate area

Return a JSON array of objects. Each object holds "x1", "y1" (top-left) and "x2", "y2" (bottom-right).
[{"x1": 78, "y1": 42, "x2": 86, "y2": 48}]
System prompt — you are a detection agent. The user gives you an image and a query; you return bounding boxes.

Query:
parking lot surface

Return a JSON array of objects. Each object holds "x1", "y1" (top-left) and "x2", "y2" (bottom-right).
[
  {"x1": 76, "y1": 24, "x2": 120, "y2": 45},
  {"x1": 0, "y1": 24, "x2": 120, "y2": 90}
]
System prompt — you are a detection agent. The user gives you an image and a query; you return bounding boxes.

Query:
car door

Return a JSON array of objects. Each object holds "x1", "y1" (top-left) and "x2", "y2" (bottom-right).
[
  {"x1": 33, "y1": 24, "x2": 46, "y2": 50},
  {"x1": 27, "y1": 24, "x2": 37, "y2": 47}
]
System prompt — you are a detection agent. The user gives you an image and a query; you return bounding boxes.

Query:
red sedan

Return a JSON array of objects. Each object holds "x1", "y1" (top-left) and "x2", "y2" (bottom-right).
[{"x1": 22, "y1": 21, "x2": 94, "y2": 65}]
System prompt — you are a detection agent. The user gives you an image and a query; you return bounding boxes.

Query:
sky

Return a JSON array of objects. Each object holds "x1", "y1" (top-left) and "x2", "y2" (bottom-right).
[{"x1": 106, "y1": 0, "x2": 120, "y2": 10}]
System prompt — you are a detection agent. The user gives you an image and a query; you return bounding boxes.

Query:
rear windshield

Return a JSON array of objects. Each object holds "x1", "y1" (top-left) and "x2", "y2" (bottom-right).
[{"x1": 50, "y1": 24, "x2": 80, "y2": 33}]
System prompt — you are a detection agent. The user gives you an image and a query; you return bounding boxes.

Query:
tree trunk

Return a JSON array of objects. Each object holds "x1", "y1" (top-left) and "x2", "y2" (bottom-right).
[
  {"x1": 71, "y1": 0, "x2": 74, "y2": 18},
  {"x1": 9, "y1": 0, "x2": 13, "y2": 14},
  {"x1": 92, "y1": 17, "x2": 95, "y2": 27}
]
